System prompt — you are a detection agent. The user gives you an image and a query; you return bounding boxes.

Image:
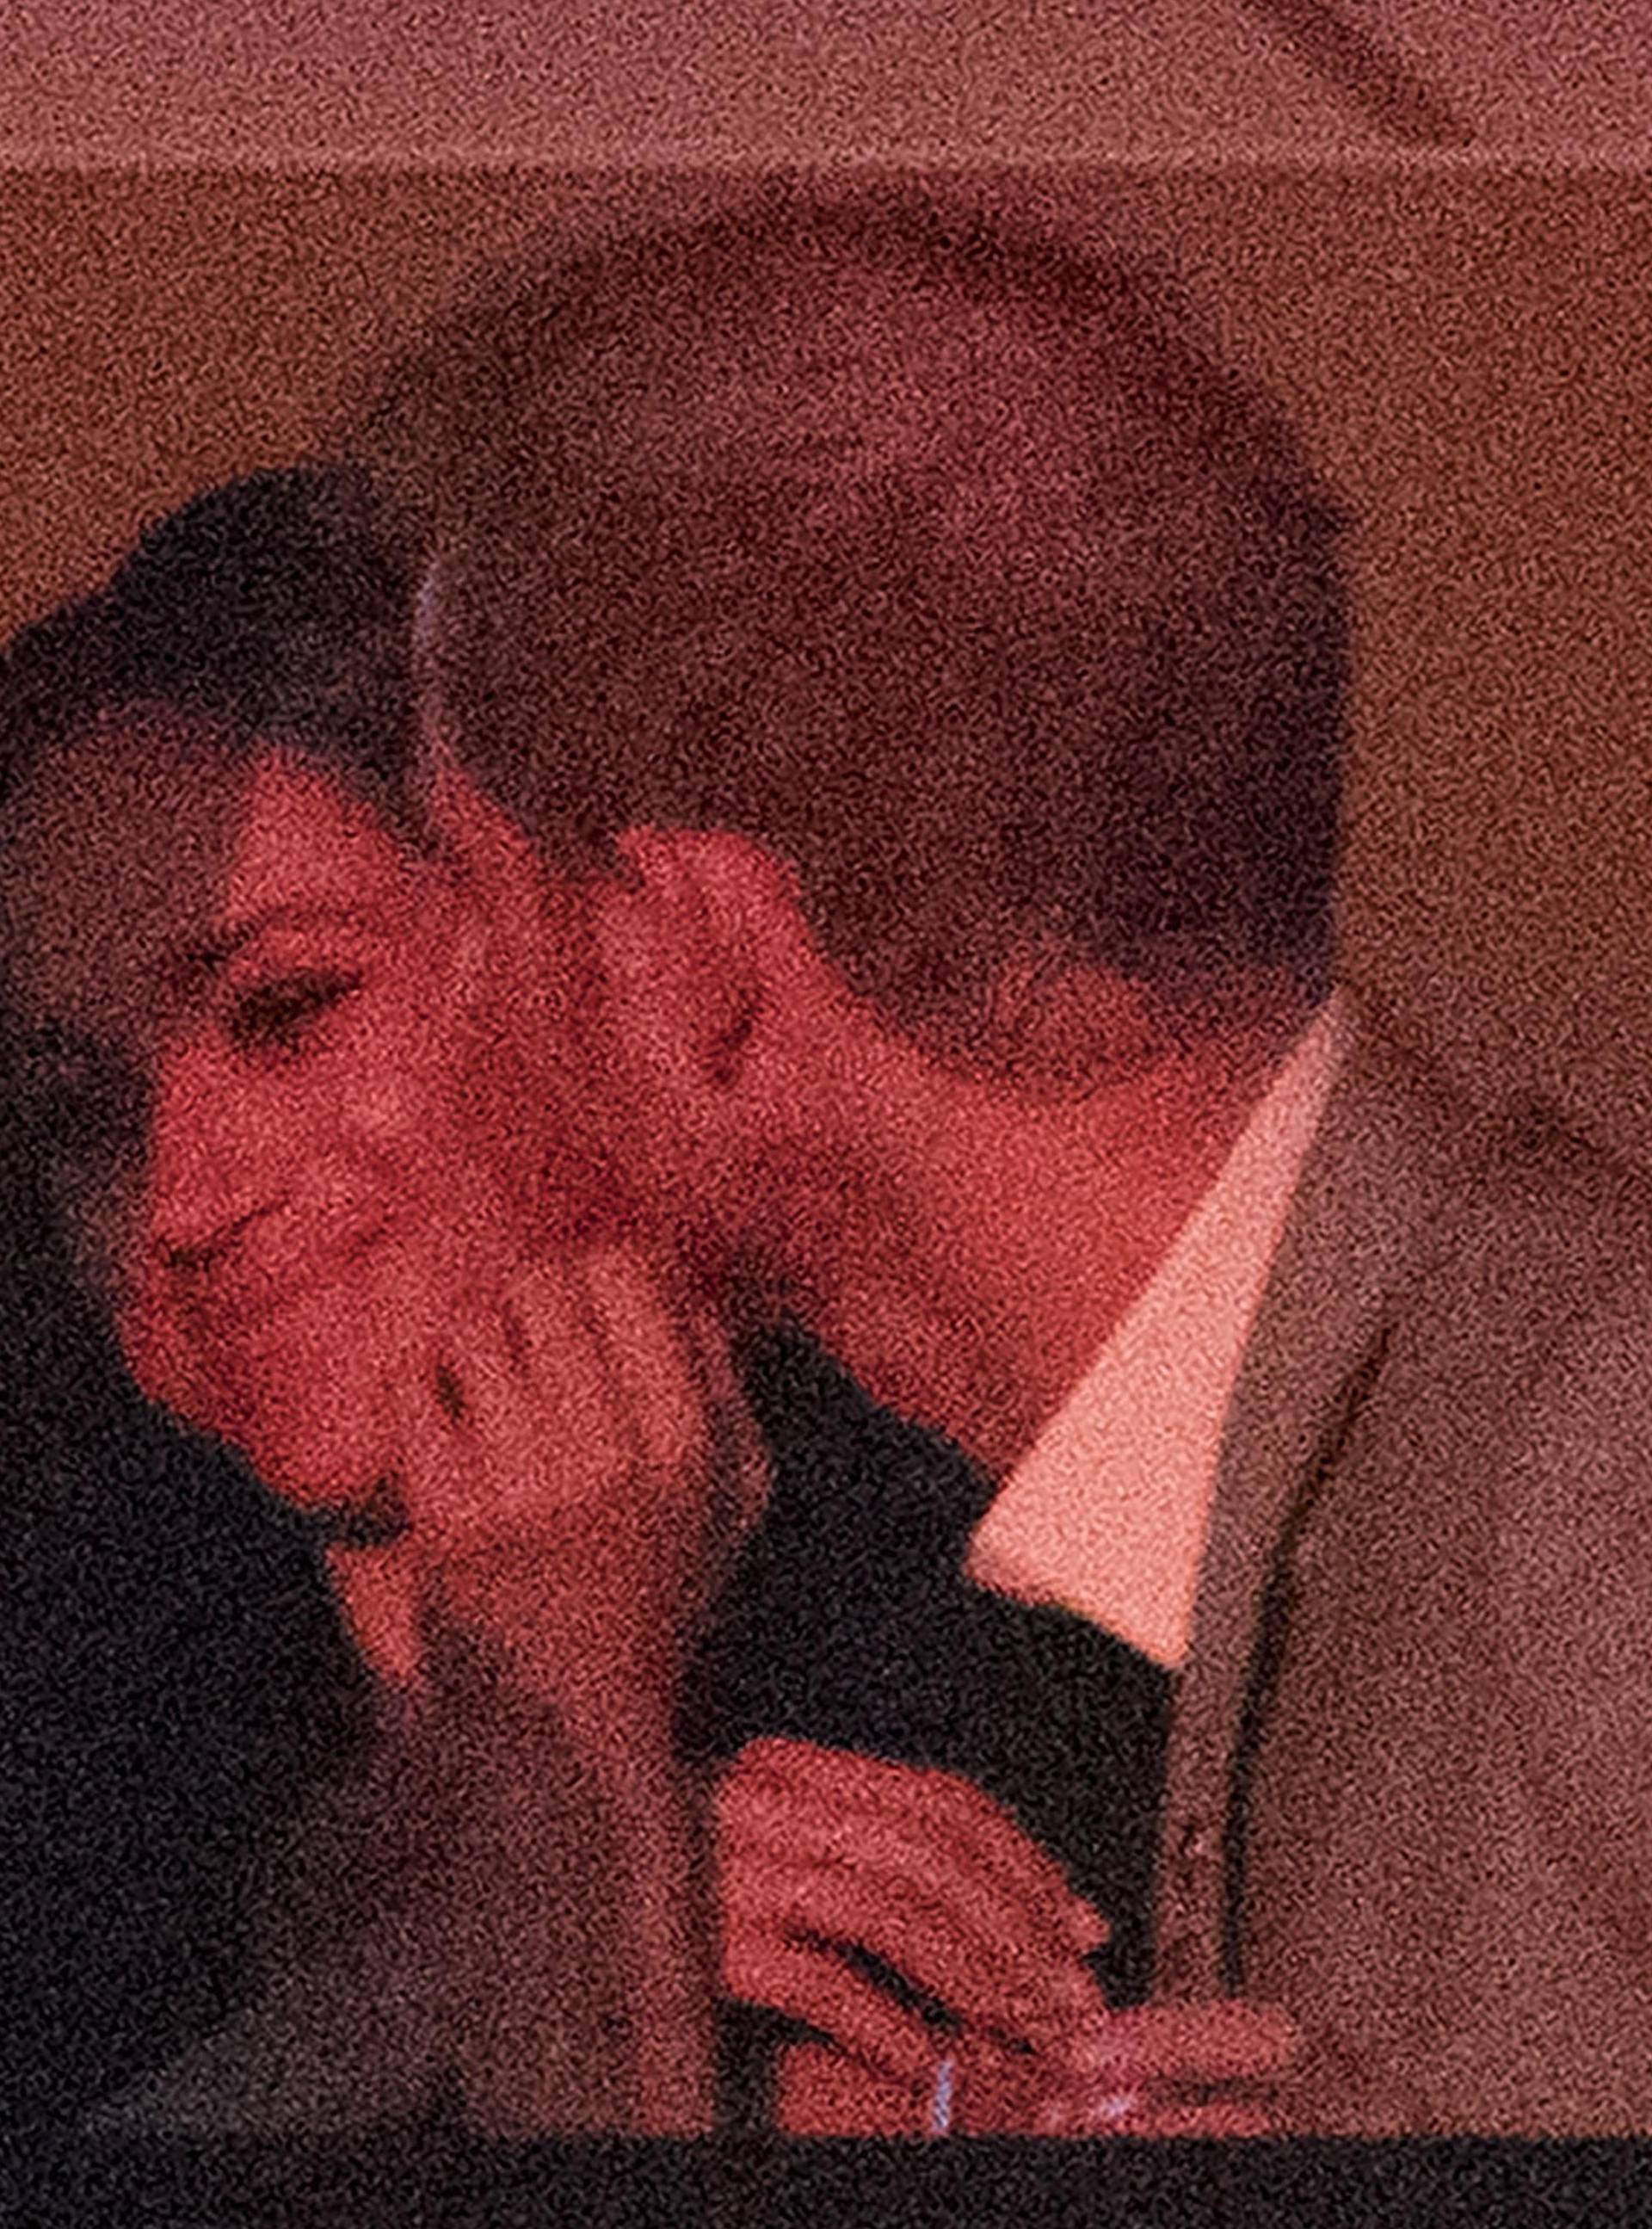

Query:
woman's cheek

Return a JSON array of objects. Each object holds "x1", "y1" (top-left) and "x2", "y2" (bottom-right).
[
  {"x1": 340, "y1": 1066, "x2": 426, "y2": 1149},
  {"x1": 338, "y1": 1008, "x2": 478, "y2": 1189}
]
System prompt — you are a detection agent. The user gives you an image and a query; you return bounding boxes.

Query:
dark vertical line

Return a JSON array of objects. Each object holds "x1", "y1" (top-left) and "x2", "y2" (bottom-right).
[
  {"x1": 1222, "y1": 1316, "x2": 1396, "y2": 1994},
  {"x1": 1234, "y1": 0, "x2": 1476, "y2": 148}
]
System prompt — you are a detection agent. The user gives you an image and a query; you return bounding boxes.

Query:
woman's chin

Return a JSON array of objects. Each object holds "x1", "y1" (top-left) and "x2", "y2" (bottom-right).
[{"x1": 229, "y1": 1397, "x2": 395, "y2": 1513}]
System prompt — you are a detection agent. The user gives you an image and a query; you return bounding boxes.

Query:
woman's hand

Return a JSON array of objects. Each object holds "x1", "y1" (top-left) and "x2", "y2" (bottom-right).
[
  {"x1": 328, "y1": 1233, "x2": 766, "y2": 2137},
  {"x1": 328, "y1": 1234, "x2": 766, "y2": 1745}
]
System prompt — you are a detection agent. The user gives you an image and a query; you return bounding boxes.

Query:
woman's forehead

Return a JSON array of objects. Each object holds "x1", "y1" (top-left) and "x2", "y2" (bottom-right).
[
  {"x1": 1, "y1": 722, "x2": 411, "y2": 1045},
  {"x1": 224, "y1": 749, "x2": 416, "y2": 923}
]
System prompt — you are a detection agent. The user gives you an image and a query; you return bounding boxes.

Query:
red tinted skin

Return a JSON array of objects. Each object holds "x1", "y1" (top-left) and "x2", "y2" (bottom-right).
[
  {"x1": 1, "y1": 720, "x2": 738, "y2": 2134},
  {"x1": 2, "y1": 728, "x2": 563, "y2": 1505}
]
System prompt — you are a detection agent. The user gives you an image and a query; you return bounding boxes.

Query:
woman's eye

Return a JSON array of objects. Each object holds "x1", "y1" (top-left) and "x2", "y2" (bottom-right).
[{"x1": 227, "y1": 971, "x2": 362, "y2": 1054}]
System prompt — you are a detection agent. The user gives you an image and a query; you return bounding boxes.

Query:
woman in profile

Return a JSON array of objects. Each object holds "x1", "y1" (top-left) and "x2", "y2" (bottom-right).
[{"x1": 1, "y1": 464, "x2": 748, "y2": 2140}]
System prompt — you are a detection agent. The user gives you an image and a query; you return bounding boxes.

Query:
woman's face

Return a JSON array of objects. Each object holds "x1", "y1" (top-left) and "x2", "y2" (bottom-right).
[{"x1": 2, "y1": 719, "x2": 558, "y2": 1508}]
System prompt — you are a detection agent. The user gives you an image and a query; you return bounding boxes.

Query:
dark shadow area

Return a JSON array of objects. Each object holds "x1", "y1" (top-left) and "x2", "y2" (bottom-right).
[{"x1": 0, "y1": 1076, "x2": 373, "y2": 2152}]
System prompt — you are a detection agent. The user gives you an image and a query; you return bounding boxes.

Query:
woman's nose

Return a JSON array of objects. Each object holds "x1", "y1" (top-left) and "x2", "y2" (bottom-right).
[{"x1": 143, "y1": 1043, "x2": 282, "y2": 1271}]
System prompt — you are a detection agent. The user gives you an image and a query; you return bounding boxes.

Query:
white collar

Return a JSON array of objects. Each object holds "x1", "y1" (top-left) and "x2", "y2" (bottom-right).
[{"x1": 964, "y1": 991, "x2": 1350, "y2": 1670}]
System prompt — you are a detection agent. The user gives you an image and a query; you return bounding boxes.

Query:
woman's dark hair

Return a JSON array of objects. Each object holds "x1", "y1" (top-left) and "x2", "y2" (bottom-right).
[
  {"x1": 0, "y1": 460, "x2": 428, "y2": 1336},
  {"x1": 0, "y1": 462, "x2": 422, "y2": 840},
  {"x1": 0, "y1": 455, "x2": 427, "y2": 1429}
]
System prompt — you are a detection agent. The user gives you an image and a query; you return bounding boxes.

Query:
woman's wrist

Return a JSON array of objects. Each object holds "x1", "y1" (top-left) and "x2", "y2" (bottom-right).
[{"x1": 435, "y1": 1631, "x2": 718, "y2": 2134}]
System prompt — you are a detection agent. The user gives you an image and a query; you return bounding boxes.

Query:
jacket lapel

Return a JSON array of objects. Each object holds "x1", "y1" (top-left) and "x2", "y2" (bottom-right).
[{"x1": 1151, "y1": 1002, "x2": 1492, "y2": 2001}]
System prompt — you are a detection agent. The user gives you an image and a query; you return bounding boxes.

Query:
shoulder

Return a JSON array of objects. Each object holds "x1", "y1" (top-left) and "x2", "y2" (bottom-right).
[
  {"x1": 1335, "y1": 1015, "x2": 1652, "y2": 1967},
  {"x1": 1485, "y1": 1213, "x2": 1652, "y2": 1976},
  {"x1": 1309, "y1": 1003, "x2": 1652, "y2": 1515},
  {"x1": 1340, "y1": 997, "x2": 1652, "y2": 1312}
]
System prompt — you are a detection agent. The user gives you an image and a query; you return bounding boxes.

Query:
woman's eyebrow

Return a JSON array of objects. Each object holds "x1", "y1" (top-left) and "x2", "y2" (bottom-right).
[
  {"x1": 11, "y1": 905, "x2": 387, "y2": 1075},
  {"x1": 181, "y1": 903, "x2": 384, "y2": 979}
]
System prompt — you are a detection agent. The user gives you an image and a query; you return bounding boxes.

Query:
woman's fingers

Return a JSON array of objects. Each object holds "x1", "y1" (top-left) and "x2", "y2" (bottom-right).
[
  {"x1": 363, "y1": 1231, "x2": 761, "y2": 1731},
  {"x1": 577, "y1": 1243, "x2": 708, "y2": 1485},
  {"x1": 514, "y1": 1243, "x2": 765, "y2": 1624},
  {"x1": 373, "y1": 1237, "x2": 755, "y2": 1726},
  {"x1": 501, "y1": 1253, "x2": 640, "y2": 1503},
  {"x1": 382, "y1": 1234, "x2": 745, "y2": 1551},
  {"x1": 396, "y1": 1256, "x2": 627, "y2": 1545}
]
